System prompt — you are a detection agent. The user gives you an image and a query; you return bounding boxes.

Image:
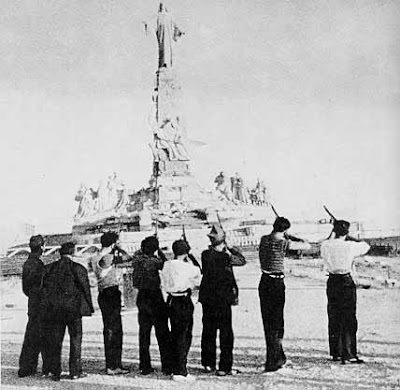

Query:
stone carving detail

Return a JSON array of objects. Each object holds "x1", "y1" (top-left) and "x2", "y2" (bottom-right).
[
  {"x1": 74, "y1": 173, "x2": 130, "y2": 219},
  {"x1": 214, "y1": 172, "x2": 269, "y2": 207}
]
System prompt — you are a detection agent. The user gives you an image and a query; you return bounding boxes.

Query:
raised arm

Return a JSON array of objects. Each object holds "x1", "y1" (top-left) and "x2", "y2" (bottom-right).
[{"x1": 227, "y1": 246, "x2": 246, "y2": 266}]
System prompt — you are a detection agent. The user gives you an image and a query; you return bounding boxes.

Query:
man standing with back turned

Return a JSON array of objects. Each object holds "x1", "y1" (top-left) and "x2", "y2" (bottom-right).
[
  {"x1": 131, "y1": 235, "x2": 173, "y2": 376},
  {"x1": 89, "y1": 232, "x2": 130, "y2": 375},
  {"x1": 199, "y1": 224, "x2": 246, "y2": 376},
  {"x1": 258, "y1": 217, "x2": 310, "y2": 372},
  {"x1": 42, "y1": 242, "x2": 94, "y2": 380},
  {"x1": 18, "y1": 235, "x2": 48, "y2": 378},
  {"x1": 320, "y1": 220, "x2": 370, "y2": 364}
]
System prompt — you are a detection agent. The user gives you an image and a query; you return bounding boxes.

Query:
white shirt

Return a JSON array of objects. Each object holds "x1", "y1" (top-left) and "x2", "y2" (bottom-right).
[
  {"x1": 320, "y1": 238, "x2": 370, "y2": 275},
  {"x1": 161, "y1": 256, "x2": 202, "y2": 294},
  {"x1": 89, "y1": 247, "x2": 119, "y2": 292}
]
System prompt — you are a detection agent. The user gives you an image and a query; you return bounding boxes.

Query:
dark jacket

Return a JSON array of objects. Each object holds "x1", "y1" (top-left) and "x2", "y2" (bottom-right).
[
  {"x1": 42, "y1": 256, "x2": 94, "y2": 321},
  {"x1": 131, "y1": 250, "x2": 164, "y2": 291},
  {"x1": 22, "y1": 253, "x2": 45, "y2": 316},
  {"x1": 199, "y1": 247, "x2": 241, "y2": 307}
]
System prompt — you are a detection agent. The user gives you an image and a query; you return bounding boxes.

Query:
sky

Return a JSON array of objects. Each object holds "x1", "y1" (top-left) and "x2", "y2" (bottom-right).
[{"x1": 0, "y1": 0, "x2": 399, "y2": 245}]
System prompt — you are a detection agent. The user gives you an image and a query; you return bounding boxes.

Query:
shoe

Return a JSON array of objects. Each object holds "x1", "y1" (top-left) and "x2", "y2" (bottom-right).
[
  {"x1": 106, "y1": 367, "x2": 129, "y2": 375},
  {"x1": 263, "y1": 365, "x2": 282, "y2": 373},
  {"x1": 53, "y1": 376, "x2": 61, "y2": 381},
  {"x1": 349, "y1": 358, "x2": 365, "y2": 364},
  {"x1": 172, "y1": 374, "x2": 195, "y2": 382},
  {"x1": 226, "y1": 369, "x2": 240, "y2": 375},
  {"x1": 162, "y1": 369, "x2": 173, "y2": 376},
  {"x1": 140, "y1": 367, "x2": 155, "y2": 375},
  {"x1": 41, "y1": 372, "x2": 55, "y2": 378},
  {"x1": 70, "y1": 372, "x2": 88, "y2": 380},
  {"x1": 332, "y1": 356, "x2": 341, "y2": 362},
  {"x1": 203, "y1": 366, "x2": 215, "y2": 373},
  {"x1": 216, "y1": 370, "x2": 227, "y2": 376},
  {"x1": 18, "y1": 370, "x2": 36, "y2": 378}
]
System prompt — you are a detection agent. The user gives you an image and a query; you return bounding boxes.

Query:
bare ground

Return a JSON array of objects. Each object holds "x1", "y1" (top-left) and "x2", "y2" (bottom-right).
[{"x1": 1, "y1": 259, "x2": 400, "y2": 389}]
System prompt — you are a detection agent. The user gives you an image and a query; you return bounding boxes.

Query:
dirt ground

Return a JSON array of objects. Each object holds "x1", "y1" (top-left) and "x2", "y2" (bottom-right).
[{"x1": 1, "y1": 259, "x2": 400, "y2": 390}]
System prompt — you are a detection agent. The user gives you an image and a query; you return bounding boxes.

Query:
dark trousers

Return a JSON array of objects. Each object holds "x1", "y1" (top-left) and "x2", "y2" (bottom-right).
[
  {"x1": 19, "y1": 313, "x2": 49, "y2": 376},
  {"x1": 327, "y1": 274, "x2": 358, "y2": 360},
  {"x1": 258, "y1": 274, "x2": 287, "y2": 370},
  {"x1": 43, "y1": 317, "x2": 83, "y2": 377},
  {"x1": 98, "y1": 286, "x2": 123, "y2": 370},
  {"x1": 201, "y1": 304, "x2": 234, "y2": 372},
  {"x1": 136, "y1": 289, "x2": 173, "y2": 372},
  {"x1": 168, "y1": 295, "x2": 194, "y2": 376}
]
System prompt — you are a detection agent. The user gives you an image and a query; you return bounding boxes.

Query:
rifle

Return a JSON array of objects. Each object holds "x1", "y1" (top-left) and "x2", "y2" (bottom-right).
[
  {"x1": 271, "y1": 204, "x2": 280, "y2": 218},
  {"x1": 216, "y1": 211, "x2": 223, "y2": 230},
  {"x1": 182, "y1": 225, "x2": 188, "y2": 243},
  {"x1": 152, "y1": 216, "x2": 169, "y2": 262},
  {"x1": 215, "y1": 211, "x2": 246, "y2": 266},
  {"x1": 181, "y1": 224, "x2": 202, "y2": 271},
  {"x1": 323, "y1": 205, "x2": 336, "y2": 223},
  {"x1": 323, "y1": 205, "x2": 360, "y2": 241},
  {"x1": 154, "y1": 215, "x2": 159, "y2": 238},
  {"x1": 271, "y1": 204, "x2": 304, "y2": 242}
]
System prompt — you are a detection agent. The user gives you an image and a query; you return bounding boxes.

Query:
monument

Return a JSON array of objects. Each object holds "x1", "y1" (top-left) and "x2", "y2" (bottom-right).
[{"x1": 72, "y1": 2, "x2": 270, "y2": 236}]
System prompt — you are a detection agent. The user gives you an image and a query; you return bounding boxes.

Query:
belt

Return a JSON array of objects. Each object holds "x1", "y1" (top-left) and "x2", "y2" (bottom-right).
[
  {"x1": 168, "y1": 291, "x2": 191, "y2": 297},
  {"x1": 329, "y1": 273, "x2": 351, "y2": 277},
  {"x1": 262, "y1": 271, "x2": 285, "y2": 279}
]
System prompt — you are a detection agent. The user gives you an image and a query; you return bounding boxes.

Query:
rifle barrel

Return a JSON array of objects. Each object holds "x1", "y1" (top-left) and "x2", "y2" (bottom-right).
[
  {"x1": 323, "y1": 205, "x2": 336, "y2": 222},
  {"x1": 271, "y1": 204, "x2": 280, "y2": 218}
]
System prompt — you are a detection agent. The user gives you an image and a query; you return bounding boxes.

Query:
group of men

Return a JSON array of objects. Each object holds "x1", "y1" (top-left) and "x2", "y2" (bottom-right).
[
  {"x1": 258, "y1": 216, "x2": 370, "y2": 372},
  {"x1": 18, "y1": 236, "x2": 94, "y2": 381},
  {"x1": 17, "y1": 224, "x2": 246, "y2": 382},
  {"x1": 18, "y1": 215, "x2": 370, "y2": 381}
]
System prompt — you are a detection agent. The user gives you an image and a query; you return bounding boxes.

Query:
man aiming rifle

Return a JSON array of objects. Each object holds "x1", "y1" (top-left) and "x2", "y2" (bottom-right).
[
  {"x1": 215, "y1": 212, "x2": 246, "y2": 266},
  {"x1": 320, "y1": 214, "x2": 370, "y2": 364},
  {"x1": 88, "y1": 232, "x2": 130, "y2": 375},
  {"x1": 270, "y1": 204, "x2": 307, "y2": 243},
  {"x1": 258, "y1": 206, "x2": 310, "y2": 372},
  {"x1": 323, "y1": 206, "x2": 360, "y2": 242},
  {"x1": 198, "y1": 213, "x2": 246, "y2": 376}
]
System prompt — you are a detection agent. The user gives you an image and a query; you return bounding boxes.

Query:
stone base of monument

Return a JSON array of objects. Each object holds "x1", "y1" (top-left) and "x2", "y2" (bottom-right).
[
  {"x1": 157, "y1": 160, "x2": 190, "y2": 177},
  {"x1": 157, "y1": 174, "x2": 206, "y2": 205}
]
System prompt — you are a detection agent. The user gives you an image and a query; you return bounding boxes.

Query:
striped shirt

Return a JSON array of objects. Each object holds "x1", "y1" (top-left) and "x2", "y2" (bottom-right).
[{"x1": 259, "y1": 234, "x2": 288, "y2": 273}]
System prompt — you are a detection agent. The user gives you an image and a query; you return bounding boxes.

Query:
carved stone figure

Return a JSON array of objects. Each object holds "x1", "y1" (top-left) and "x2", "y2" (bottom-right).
[
  {"x1": 255, "y1": 179, "x2": 268, "y2": 206},
  {"x1": 74, "y1": 185, "x2": 96, "y2": 218},
  {"x1": 115, "y1": 182, "x2": 129, "y2": 212},
  {"x1": 231, "y1": 172, "x2": 247, "y2": 203},
  {"x1": 155, "y1": 117, "x2": 190, "y2": 161},
  {"x1": 214, "y1": 171, "x2": 232, "y2": 201},
  {"x1": 106, "y1": 172, "x2": 120, "y2": 210},
  {"x1": 156, "y1": 3, "x2": 183, "y2": 68}
]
